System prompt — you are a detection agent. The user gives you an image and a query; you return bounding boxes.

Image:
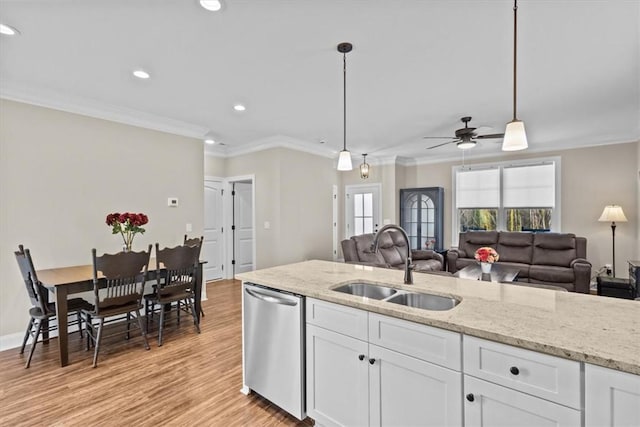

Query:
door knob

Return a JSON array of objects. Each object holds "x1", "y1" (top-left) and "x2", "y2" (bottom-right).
[
  {"x1": 466, "y1": 393, "x2": 475, "y2": 402},
  {"x1": 369, "y1": 358, "x2": 376, "y2": 365},
  {"x1": 358, "y1": 354, "x2": 365, "y2": 361},
  {"x1": 510, "y1": 366, "x2": 520, "y2": 375}
]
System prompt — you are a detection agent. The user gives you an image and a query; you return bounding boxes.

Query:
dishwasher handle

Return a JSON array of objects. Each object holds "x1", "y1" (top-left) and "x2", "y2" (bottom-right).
[{"x1": 245, "y1": 287, "x2": 299, "y2": 306}]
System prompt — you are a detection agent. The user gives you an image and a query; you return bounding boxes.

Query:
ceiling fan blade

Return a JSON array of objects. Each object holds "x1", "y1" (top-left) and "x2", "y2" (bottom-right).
[
  {"x1": 423, "y1": 136, "x2": 456, "y2": 139},
  {"x1": 476, "y1": 133, "x2": 505, "y2": 139},
  {"x1": 426, "y1": 140, "x2": 458, "y2": 149}
]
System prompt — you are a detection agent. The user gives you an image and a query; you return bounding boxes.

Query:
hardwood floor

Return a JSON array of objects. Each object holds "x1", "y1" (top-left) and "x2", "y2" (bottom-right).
[{"x1": 0, "y1": 280, "x2": 311, "y2": 426}]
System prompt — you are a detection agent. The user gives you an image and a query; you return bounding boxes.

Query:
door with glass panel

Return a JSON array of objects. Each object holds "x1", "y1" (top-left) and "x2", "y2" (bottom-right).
[
  {"x1": 400, "y1": 187, "x2": 444, "y2": 251},
  {"x1": 345, "y1": 184, "x2": 381, "y2": 238}
]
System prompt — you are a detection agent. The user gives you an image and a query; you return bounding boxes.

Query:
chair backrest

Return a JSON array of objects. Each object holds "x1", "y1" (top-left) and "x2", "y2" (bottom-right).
[
  {"x1": 183, "y1": 235, "x2": 203, "y2": 257},
  {"x1": 14, "y1": 245, "x2": 51, "y2": 314},
  {"x1": 92, "y1": 245, "x2": 152, "y2": 313},
  {"x1": 155, "y1": 243, "x2": 200, "y2": 297}
]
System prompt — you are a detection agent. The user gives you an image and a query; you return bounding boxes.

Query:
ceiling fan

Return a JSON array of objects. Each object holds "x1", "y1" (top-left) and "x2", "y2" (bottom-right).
[{"x1": 424, "y1": 116, "x2": 505, "y2": 150}]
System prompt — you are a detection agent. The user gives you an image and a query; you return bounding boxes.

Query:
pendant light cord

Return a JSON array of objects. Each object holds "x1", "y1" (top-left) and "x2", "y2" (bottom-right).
[
  {"x1": 343, "y1": 51, "x2": 347, "y2": 151},
  {"x1": 513, "y1": 0, "x2": 518, "y2": 121}
]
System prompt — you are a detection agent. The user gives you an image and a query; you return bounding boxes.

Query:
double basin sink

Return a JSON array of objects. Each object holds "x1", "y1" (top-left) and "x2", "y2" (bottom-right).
[{"x1": 332, "y1": 282, "x2": 460, "y2": 311}]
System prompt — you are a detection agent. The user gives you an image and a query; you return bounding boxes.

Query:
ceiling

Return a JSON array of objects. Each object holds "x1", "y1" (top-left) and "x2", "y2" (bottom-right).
[{"x1": 1, "y1": 0, "x2": 638, "y2": 164}]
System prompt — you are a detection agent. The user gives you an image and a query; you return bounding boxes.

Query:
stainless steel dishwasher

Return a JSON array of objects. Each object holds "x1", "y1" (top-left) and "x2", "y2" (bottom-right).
[{"x1": 243, "y1": 282, "x2": 305, "y2": 420}]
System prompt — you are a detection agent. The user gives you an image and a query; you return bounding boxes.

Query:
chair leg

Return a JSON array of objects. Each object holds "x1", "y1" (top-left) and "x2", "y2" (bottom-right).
[
  {"x1": 25, "y1": 319, "x2": 42, "y2": 369},
  {"x1": 200, "y1": 306, "x2": 205, "y2": 317},
  {"x1": 188, "y1": 298, "x2": 201, "y2": 334},
  {"x1": 20, "y1": 318, "x2": 34, "y2": 355},
  {"x1": 125, "y1": 312, "x2": 131, "y2": 340},
  {"x1": 135, "y1": 309, "x2": 150, "y2": 351},
  {"x1": 158, "y1": 308, "x2": 165, "y2": 346},
  {"x1": 177, "y1": 301, "x2": 181, "y2": 326},
  {"x1": 76, "y1": 312, "x2": 84, "y2": 339},
  {"x1": 92, "y1": 318, "x2": 104, "y2": 368}
]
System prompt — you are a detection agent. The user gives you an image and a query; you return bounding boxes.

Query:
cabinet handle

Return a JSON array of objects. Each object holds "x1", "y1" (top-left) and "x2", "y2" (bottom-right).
[
  {"x1": 510, "y1": 366, "x2": 520, "y2": 375},
  {"x1": 466, "y1": 393, "x2": 475, "y2": 402},
  {"x1": 358, "y1": 354, "x2": 365, "y2": 361},
  {"x1": 369, "y1": 358, "x2": 376, "y2": 365}
]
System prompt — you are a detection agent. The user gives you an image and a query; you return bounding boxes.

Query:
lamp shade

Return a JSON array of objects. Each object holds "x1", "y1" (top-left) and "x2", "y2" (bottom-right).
[
  {"x1": 502, "y1": 120, "x2": 528, "y2": 151},
  {"x1": 337, "y1": 150, "x2": 353, "y2": 171},
  {"x1": 598, "y1": 205, "x2": 627, "y2": 222}
]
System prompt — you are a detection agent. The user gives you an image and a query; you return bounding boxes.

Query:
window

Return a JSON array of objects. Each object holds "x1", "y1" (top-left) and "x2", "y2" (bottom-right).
[{"x1": 452, "y1": 158, "x2": 560, "y2": 244}]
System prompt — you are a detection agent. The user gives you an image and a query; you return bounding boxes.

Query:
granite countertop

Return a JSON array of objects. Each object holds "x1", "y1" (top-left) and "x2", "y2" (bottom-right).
[{"x1": 237, "y1": 260, "x2": 640, "y2": 375}]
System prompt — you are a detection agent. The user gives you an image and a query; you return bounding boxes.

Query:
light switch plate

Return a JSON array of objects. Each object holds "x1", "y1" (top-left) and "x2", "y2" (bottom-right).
[
  {"x1": 186, "y1": 223, "x2": 192, "y2": 232},
  {"x1": 168, "y1": 197, "x2": 178, "y2": 207}
]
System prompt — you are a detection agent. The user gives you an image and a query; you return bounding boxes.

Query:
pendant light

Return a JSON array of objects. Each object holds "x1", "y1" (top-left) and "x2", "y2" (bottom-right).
[
  {"x1": 502, "y1": 0, "x2": 528, "y2": 151},
  {"x1": 337, "y1": 42, "x2": 353, "y2": 171},
  {"x1": 360, "y1": 154, "x2": 370, "y2": 179}
]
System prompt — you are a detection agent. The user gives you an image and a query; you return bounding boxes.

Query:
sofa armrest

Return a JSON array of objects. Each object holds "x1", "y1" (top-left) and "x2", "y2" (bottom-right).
[
  {"x1": 446, "y1": 249, "x2": 464, "y2": 273},
  {"x1": 341, "y1": 239, "x2": 358, "y2": 263},
  {"x1": 571, "y1": 258, "x2": 592, "y2": 294},
  {"x1": 411, "y1": 249, "x2": 444, "y2": 265}
]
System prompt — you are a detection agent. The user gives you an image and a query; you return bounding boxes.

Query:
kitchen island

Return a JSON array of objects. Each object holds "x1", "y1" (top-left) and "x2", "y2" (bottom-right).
[{"x1": 238, "y1": 260, "x2": 640, "y2": 426}]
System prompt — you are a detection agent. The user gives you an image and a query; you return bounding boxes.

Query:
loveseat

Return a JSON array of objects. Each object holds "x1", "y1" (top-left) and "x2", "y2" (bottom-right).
[
  {"x1": 341, "y1": 231, "x2": 444, "y2": 272},
  {"x1": 447, "y1": 231, "x2": 591, "y2": 293}
]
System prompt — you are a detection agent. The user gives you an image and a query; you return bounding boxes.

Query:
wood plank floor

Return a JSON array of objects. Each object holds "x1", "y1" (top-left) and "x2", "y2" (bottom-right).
[{"x1": 0, "y1": 280, "x2": 312, "y2": 426}]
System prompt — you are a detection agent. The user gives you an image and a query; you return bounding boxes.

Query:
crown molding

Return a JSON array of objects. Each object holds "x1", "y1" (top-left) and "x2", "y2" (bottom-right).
[
  {"x1": 0, "y1": 81, "x2": 209, "y2": 139},
  {"x1": 211, "y1": 134, "x2": 337, "y2": 159}
]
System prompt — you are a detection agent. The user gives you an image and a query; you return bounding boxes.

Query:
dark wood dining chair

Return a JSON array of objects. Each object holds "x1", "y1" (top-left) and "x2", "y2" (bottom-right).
[
  {"x1": 145, "y1": 243, "x2": 201, "y2": 346},
  {"x1": 82, "y1": 246, "x2": 152, "y2": 367},
  {"x1": 14, "y1": 245, "x2": 93, "y2": 368},
  {"x1": 183, "y1": 235, "x2": 205, "y2": 317}
]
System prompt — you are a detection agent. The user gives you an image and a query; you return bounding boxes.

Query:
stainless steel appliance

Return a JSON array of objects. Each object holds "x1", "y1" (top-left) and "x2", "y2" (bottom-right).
[{"x1": 243, "y1": 282, "x2": 305, "y2": 420}]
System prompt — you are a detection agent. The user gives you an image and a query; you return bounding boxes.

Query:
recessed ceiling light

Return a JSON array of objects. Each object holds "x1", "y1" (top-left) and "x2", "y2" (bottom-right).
[
  {"x1": 132, "y1": 69, "x2": 150, "y2": 79},
  {"x1": 233, "y1": 104, "x2": 246, "y2": 112},
  {"x1": 0, "y1": 24, "x2": 20, "y2": 36},
  {"x1": 204, "y1": 138, "x2": 215, "y2": 145},
  {"x1": 200, "y1": 0, "x2": 222, "y2": 11}
]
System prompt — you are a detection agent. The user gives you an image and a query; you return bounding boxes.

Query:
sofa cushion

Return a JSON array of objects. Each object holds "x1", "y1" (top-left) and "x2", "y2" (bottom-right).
[
  {"x1": 532, "y1": 233, "x2": 577, "y2": 267},
  {"x1": 459, "y1": 231, "x2": 499, "y2": 261},
  {"x1": 496, "y1": 261, "x2": 531, "y2": 279},
  {"x1": 413, "y1": 259, "x2": 443, "y2": 272},
  {"x1": 352, "y1": 233, "x2": 386, "y2": 265},
  {"x1": 529, "y1": 265, "x2": 575, "y2": 284},
  {"x1": 375, "y1": 232, "x2": 405, "y2": 267},
  {"x1": 497, "y1": 232, "x2": 533, "y2": 264}
]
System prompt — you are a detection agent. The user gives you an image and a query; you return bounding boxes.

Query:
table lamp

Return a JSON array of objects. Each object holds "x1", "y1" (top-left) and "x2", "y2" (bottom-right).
[{"x1": 598, "y1": 205, "x2": 627, "y2": 277}]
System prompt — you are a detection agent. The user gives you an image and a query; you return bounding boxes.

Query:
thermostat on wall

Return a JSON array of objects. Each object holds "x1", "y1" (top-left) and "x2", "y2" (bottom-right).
[{"x1": 168, "y1": 197, "x2": 179, "y2": 207}]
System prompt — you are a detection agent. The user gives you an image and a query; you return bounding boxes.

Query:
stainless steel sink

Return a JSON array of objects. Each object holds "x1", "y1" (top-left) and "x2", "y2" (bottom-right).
[
  {"x1": 386, "y1": 292, "x2": 460, "y2": 311},
  {"x1": 333, "y1": 282, "x2": 398, "y2": 300}
]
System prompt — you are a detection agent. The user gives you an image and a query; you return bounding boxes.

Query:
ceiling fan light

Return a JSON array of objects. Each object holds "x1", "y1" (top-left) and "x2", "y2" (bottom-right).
[
  {"x1": 457, "y1": 140, "x2": 476, "y2": 150},
  {"x1": 502, "y1": 120, "x2": 528, "y2": 151},
  {"x1": 337, "y1": 150, "x2": 353, "y2": 171}
]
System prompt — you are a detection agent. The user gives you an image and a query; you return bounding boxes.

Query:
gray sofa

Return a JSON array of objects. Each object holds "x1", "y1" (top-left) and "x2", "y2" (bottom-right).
[
  {"x1": 341, "y1": 231, "x2": 444, "y2": 272},
  {"x1": 447, "y1": 231, "x2": 592, "y2": 293}
]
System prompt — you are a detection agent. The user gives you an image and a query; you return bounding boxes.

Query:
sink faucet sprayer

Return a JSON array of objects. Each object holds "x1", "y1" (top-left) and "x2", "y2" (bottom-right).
[{"x1": 371, "y1": 224, "x2": 413, "y2": 284}]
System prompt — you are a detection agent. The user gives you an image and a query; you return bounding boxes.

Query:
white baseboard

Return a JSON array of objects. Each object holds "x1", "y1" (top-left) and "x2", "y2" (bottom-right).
[{"x1": 1, "y1": 322, "x2": 87, "y2": 352}]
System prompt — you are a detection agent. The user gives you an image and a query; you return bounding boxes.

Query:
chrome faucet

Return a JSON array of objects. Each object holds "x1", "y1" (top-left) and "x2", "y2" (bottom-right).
[{"x1": 371, "y1": 224, "x2": 413, "y2": 284}]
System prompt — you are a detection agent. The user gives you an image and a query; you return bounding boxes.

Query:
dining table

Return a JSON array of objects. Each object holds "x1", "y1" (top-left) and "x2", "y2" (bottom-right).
[{"x1": 36, "y1": 259, "x2": 205, "y2": 367}]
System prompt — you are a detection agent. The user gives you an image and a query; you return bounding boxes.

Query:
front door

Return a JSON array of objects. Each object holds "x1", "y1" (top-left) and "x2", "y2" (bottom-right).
[{"x1": 345, "y1": 183, "x2": 382, "y2": 238}]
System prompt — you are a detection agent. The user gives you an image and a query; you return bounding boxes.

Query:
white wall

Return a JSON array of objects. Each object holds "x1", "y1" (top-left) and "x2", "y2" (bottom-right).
[{"x1": 0, "y1": 100, "x2": 204, "y2": 337}]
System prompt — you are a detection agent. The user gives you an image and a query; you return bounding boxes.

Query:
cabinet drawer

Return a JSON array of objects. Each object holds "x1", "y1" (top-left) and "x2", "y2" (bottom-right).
[
  {"x1": 369, "y1": 313, "x2": 461, "y2": 370},
  {"x1": 306, "y1": 298, "x2": 368, "y2": 340},
  {"x1": 464, "y1": 336, "x2": 581, "y2": 409}
]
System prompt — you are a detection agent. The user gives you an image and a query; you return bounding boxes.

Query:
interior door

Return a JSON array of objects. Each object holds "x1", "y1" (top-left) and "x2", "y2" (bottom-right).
[
  {"x1": 233, "y1": 181, "x2": 254, "y2": 275},
  {"x1": 204, "y1": 178, "x2": 223, "y2": 281},
  {"x1": 345, "y1": 183, "x2": 381, "y2": 238}
]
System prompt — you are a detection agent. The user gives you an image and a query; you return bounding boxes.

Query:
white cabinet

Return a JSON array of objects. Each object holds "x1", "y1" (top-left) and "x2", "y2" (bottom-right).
[
  {"x1": 585, "y1": 364, "x2": 640, "y2": 427},
  {"x1": 306, "y1": 298, "x2": 462, "y2": 427},
  {"x1": 306, "y1": 324, "x2": 369, "y2": 427},
  {"x1": 369, "y1": 344, "x2": 462, "y2": 427},
  {"x1": 464, "y1": 375, "x2": 582, "y2": 427},
  {"x1": 463, "y1": 336, "x2": 582, "y2": 427}
]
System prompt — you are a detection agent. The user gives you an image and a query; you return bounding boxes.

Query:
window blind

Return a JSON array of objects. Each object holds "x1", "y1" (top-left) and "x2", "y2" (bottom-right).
[
  {"x1": 503, "y1": 163, "x2": 555, "y2": 208},
  {"x1": 456, "y1": 168, "x2": 500, "y2": 208}
]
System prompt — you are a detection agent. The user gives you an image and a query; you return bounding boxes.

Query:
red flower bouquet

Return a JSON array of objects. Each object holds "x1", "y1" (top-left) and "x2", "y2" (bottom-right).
[
  {"x1": 106, "y1": 212, "x2": 148, "y2": 251},
  {"x1": 474, "y1": 247, "x2": 499, "y2": 263}
]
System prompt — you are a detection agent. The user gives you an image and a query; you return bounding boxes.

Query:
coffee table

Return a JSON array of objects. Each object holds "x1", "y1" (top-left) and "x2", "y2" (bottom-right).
[{"x1": 454, "y1": 263, "x2": 520, "y2": 283}]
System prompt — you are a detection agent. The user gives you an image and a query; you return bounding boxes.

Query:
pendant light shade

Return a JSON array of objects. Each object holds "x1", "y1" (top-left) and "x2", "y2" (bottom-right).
[
  {"x1": 338, "y1": 150, "x2": 353, "y2": 171},
  {"x1": 502, "y1": 0, "x2": 528, "y2": 152},
  {"x1": 359, "y1": 154, "x2": 370, "y2": 179},
  {"x1": 337, "y1": 42, "x2": 353, "y2": 171}
]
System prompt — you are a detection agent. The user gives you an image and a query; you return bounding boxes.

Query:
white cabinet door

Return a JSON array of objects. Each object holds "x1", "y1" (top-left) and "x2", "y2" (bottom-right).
[
  {"x1": 464, "y1": 375, "x2": 581, "y2": 427},
  {"x1": 585, "y1": 364, "x2": 640, "y2": 427},
  {"x1": 369, "y1": 344, "x2": 462, "y2": 427},
  {"x1": 306, "y1": 324, "x2": 369, "y2": 427}
]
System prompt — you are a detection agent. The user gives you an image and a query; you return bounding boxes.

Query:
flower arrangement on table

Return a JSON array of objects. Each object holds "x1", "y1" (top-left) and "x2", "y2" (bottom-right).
[
  {"x1": 425, "y1": 239, "x2": 436, "y2": 250},
  {"x1": 105, "y1": 212, "x2": 149, "y2": 251},
  {"x1": 474, "y1": 247, "x2": 499, "y2": 263}
]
